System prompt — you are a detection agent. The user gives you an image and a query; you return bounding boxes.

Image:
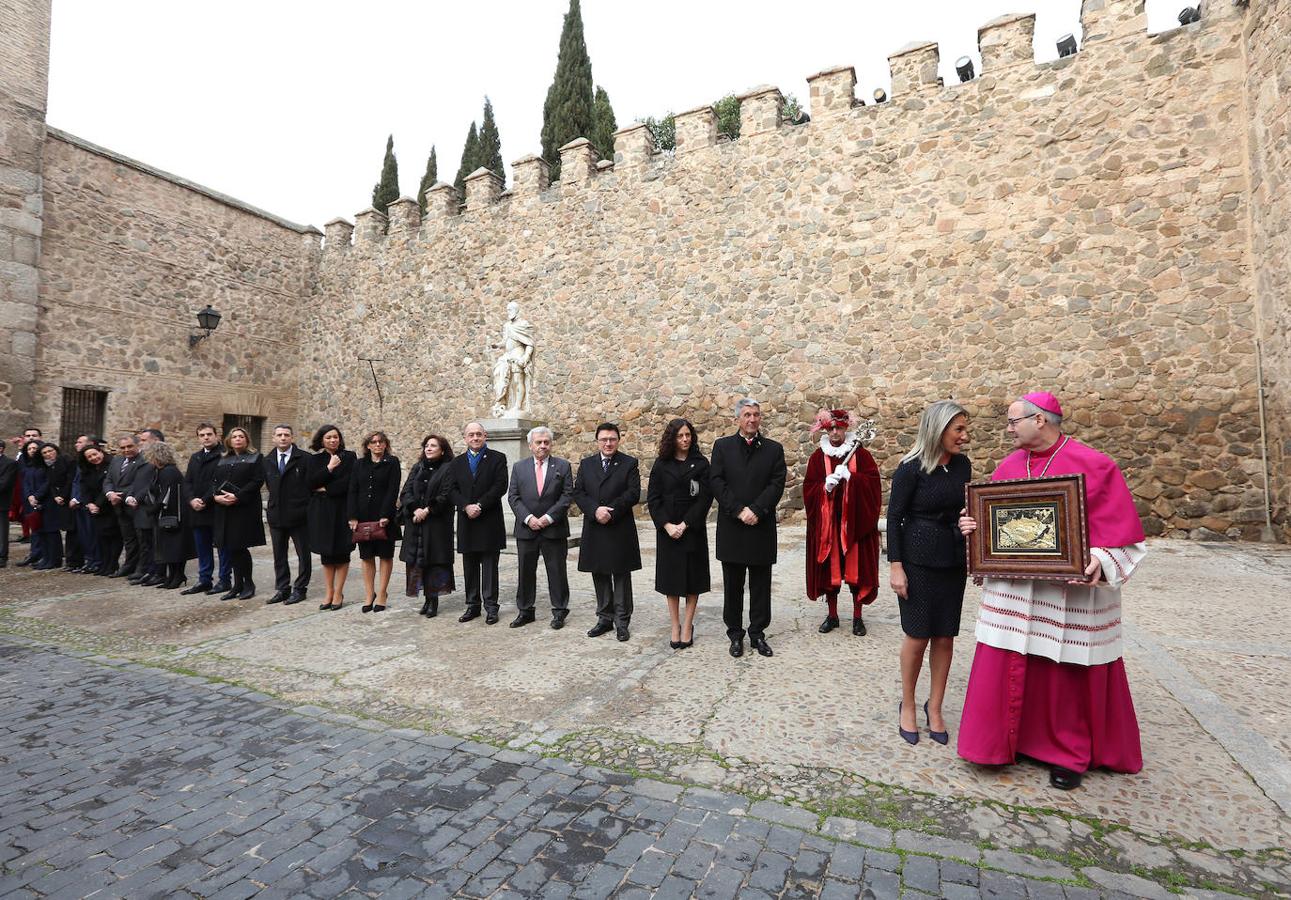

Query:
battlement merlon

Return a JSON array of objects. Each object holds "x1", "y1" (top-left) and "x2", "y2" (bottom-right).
[
  {"x1": 353, "y1": 207, "x2": 387, "y2": 244},
  {"x1": 979, "y1": 13, "x2": 1036, "y2": 74},
  {"x1": 511, "y1": 155, "x2": 551, "y2": 197},
  {"x1": 675, "y1": 105, "x2": 717, "y2": 154},
  {"x1": 423, "y1": 182, "x2": 460, "y2": 221},
  {"x1": 806, "y1": 66, "x2": 857, "y2": 118},
  {"x1": 387, "y1": 197, "x2": 420, "y2": 233},
  {"x1": 1080, "y1": 0, "x2": 1147, "y2": 43},
  {"x1": 323, "y1": 218, "x2": 353, "y2": 253},
  {"x1": 559, "y1": 138, "x2": 597, "y2": 184},
  {"x1": 613, "y1": 124, "x2": 654, "y2": 170},
  {"x1": 737, "y1": 85, "x2": 785, "y2": 137},
  {"x1": 888, "y1": 41, "x2": 940, "y2": 97},
  {"x1": 465, "y1": 168, "x2": 504, "y2": 211}
]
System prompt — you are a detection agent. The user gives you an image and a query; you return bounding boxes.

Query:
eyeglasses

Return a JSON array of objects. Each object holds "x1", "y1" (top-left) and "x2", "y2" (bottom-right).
[
  {"x1": 597, "y1": 436, "x2": 618, "y2": 443},
  {"x1": 1006, "y1": 415, "x2": 1039, "y2": 427}
]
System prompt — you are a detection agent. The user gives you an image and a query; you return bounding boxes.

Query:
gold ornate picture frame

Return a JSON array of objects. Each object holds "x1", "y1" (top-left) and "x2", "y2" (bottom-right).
[{"x1": 965, "y1": 474, "x2": 1090, "y2": 580}]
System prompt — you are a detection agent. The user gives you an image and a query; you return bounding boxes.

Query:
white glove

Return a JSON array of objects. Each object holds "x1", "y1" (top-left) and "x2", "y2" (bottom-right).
[
  {"x1": 825, "y1": 472, "x2": 843, "y2": 492},
  {"x1": 835, "y1": 464, "x2": 851, "y2": 481}
]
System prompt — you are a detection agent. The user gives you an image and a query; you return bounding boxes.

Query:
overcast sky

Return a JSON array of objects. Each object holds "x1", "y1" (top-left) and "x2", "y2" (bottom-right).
[{"x1": 46, "y1": 0, "x2": 1186, "y2": 229}]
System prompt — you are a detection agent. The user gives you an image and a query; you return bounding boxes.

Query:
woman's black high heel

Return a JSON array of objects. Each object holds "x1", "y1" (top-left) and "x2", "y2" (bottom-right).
[
  {"x1": 898, "y1": 702, "x2": 919, "y2": 745},
  {"x1": 924, "y1": 701, "x2": 949, "y2": 745},
  {"x1": 681, "y1": 624, "x2": 695, "y2": 649}
]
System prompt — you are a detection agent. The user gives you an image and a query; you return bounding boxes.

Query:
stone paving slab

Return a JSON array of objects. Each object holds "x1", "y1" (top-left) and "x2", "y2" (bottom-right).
[{"x1": 0, "y1": 639, "x2": 1262, "y2": 899}]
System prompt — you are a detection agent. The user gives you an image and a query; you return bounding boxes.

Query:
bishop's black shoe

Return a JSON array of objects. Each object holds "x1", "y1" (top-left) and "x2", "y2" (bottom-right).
[
  {"x1": 1049, "y1": 767, "x2": 1083, "y2": 791},
  {"x1": 818, "y1": 616, "x2": 840, "y2": 633},
  {"x1": 852, "y1": 617, "x2": 867, "y2": 637}
]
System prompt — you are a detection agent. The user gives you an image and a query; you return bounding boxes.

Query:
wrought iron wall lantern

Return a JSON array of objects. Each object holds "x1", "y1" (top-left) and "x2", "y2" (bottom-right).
[{"x1": 189, "y1": 304, "x2": 222, "y2": 347}]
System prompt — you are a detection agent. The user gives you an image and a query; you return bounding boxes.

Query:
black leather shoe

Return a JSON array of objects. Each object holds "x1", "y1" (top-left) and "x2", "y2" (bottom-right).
[
  {"x1": 615, "y1": 627, "x2": 630, "y2": 642},
  {"x1": 587, "y1": 621, "x2": 613, "y2": 638},
  {"x1": 266, "y1": 590, "x2": 289, "y2": 605},
  {"x1": 751, "y1": 637, "x2": 773, "y2": 658},
  {"x1": 220, "y1": 586, "x2": 241, "y2": 601},
  {"x1": 419, "y1": 599, "x2": 432, "y2": 616},
  {"x1": 126, "y1": 574, "x2": 146, "y2": 584},
  {"x1": 284, "y1": 591, "x2": 305, "y2": 605},
  {"x1": 509, "y1": 612, "x2": 535, "y2": 628},
  {"x1": 459, "y1": 608, "x2": 480, "y2": 623},
  {"x1": 207, "y1": 581, "x2": 230, "y2": 595},
  {"x1": 550, "y1": 615, "x2": 566, "y2": 630},
  {"x1": 181, "y1": 583, "x2": 212, "y2": 596},
  {"x1": 852, "y1": 617, "x2": 867, "y2": 637},
  {"x1": 237, "y1": 582, "x2": 256, "y2": 600},
  {"x1": 140, "y1": 574, "x2": 164, "y2": 586},
  {"x1": 425, "y1": 599, "x2": 437, "y2": 618},
  {"x1": 485, "y1": 611, "x2": 499, "y2": 625},
  {"x1": 729, "y1": 639, "x2": 744, "y2": 658},
  {"x1": 16, "y1": 556, "x2": 35, "y2": 567},
  {"x1": 1050, "y1": 767, "x2": 1083, "y2": 791},
  {"x1": 108, "y1": 567, "x2": 132, "y2": 578},
  {"x1": 818, "y1": 616, "x2": 839, "y2": 634}
]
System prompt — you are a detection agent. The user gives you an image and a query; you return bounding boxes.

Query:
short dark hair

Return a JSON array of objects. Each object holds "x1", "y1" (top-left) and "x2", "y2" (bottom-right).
[
  {"x1": 23, "y1": 427, "x2": 41, "y2": 436},
  {"x1": 272, "y1": 423, "x2": 293, "y2": 433},
  {"x1": 361, "y1": 430, "x2": 392, "y2": 460},
  {"x1": 138, "y1": 428, "x2": 164, "y2": 442},
  {"x1": 421, "y1": 434, "x2": 454, "y2": 463},
  {"x1": 195, "y1": 422, "x2": 217, "y2": 434},
  {"x1": 309, "y1": 424, "x2": 346, "y2": 452},
  {"x1": 595, "y1": 422, "x2": 620, "y2": 438}
]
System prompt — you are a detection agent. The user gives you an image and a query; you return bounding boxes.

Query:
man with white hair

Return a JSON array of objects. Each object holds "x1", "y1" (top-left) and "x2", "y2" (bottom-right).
[
  {"x1": 507, "y1": 426, "x2": 574, "y2": 629},
  {"x1": 710, "y1": 399, "x2": 787, "y2": 659},
  {"x1": 958, "y1": 391, "x2": 1147, "y2": 791}
]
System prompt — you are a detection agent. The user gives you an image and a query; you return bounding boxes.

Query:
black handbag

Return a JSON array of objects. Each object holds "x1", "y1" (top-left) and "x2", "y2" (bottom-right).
[{"x1": 158, "y1": 487, "x2": 181, "y2": 532}]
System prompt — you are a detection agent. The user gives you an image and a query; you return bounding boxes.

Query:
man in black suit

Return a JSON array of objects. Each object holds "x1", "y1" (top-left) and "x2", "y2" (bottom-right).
[
  {"x1": 264, "y1": 424, "x2": 311, "y2": 605},
  {"x1": 0, "y1": 450, "x2": 17, "y2": 566},
  {"x1": 710, "y1": 399, "x2": 787, "y2": 659},
  {"x1": 507, "y1": 426, "x2": 574, "y2": 629},
  {"x1": 574, "y1": 422, "x2": 642, "y2": 642},
  {"x1": 449, "y1": 421, "x2": 508, "y2": 624},
  {"x1": 103, "y1": 434, "x2": 142, "y2": 578},
  {"x1": 183, "y1": 423, "x2": 232, "y2": 595},
  {"x1": 125, "y1": 428, "x2": 164, "y2": 585}
]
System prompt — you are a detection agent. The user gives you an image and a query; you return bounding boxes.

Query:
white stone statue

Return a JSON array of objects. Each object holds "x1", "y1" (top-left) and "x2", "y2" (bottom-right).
[{"x1": 490, "y1": 301, "x2": 535, "y2": 416}]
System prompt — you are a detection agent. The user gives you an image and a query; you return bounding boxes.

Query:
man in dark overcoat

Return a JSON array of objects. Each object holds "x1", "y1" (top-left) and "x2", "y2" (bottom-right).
[
  {"x1": 507, "y1": 425, "x2": 574, "y2": 629},
  {"x1": 574, "y1": 422, "x2": 642, "y2": 642},
  {"x1": 449, "y1": 421, "x2": 508, "y2": 624},
  {"x1": 264, "y1": 424, "x2": 312, "y2": 605},
  {"x1": 125, "y1": 429, "x2": 163, "y2": 585},
  {"x1": 0, "y1": 450, "x2": 17, "y2": 567},
  {"x1": 710, "y1": 398, "x2": 787, "y2": 659},
  {"x1": 182, "y1": 423, "x2": 232, "y2": 595}
]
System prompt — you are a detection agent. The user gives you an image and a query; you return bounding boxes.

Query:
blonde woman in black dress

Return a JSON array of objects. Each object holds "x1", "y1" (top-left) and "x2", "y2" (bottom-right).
[{"x1": 887, "y1": 400, "x2": 971, "y2": 746}]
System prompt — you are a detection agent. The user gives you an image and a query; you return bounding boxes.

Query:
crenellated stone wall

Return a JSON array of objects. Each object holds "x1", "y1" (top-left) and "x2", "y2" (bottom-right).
[
  {"x1": 301, "y1": 0, "x2": 1278, "y2": 540},
  {"x1": 0, "y1": 0, "x2": 50, "y2": 440},
  {"x1": 33, "y1": 130, "x2": 320, "y2": 456},
  {"x1": 1244, "y1": 0, "x2": 1291, "y2": 539}
]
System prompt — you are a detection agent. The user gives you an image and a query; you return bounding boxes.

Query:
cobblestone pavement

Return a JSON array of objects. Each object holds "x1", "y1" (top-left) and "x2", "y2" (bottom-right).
[{"x1": 0, "y1": 640, "x2": 1244, "y2": 900}]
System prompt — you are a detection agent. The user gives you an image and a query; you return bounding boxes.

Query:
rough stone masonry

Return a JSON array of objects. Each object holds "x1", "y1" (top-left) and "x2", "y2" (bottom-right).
[{"x1": 1, "y1": 0, "x2": 1288, "y2": 541}]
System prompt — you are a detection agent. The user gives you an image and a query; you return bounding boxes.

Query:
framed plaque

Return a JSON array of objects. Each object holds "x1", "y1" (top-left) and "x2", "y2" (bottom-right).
[{"x1": 965, "y1": 474, "x2": 1090, "y2": 580}]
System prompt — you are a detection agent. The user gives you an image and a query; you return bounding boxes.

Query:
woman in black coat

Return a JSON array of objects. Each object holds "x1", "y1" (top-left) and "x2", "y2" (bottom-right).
[
  {"x1": 646, "y1": 419, "x2": 713, "y2": 650},
  {"x1": 306, "y1": 424, "x2": 357, "y2": 611},
  {"x1": 347, "y1": 430, "x2": 401, "y2": 612},
  {"x1": 34, "y1": 443, "x2": 71, "y2": 570},
  {"x1": 399, "y1": 434, "x2": 456, "y2": 618},
  {"x1": 17, "y1": 440, "x2": 47, "y2": 567},
  {"x1": 211, "y1": 427, "x2": 266, "y2": 601},
  {"x1": 80, "y1": 445, "x2": 120, "y2": 575},
  {"x1": 142, "y1": 442, "x2": 196, "y2": 589}
]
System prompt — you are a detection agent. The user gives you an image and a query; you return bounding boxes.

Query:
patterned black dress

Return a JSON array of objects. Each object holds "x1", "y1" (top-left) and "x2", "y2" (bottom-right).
[{"x1": 886, "y1": 454, "x2": 972, "y2": 638}]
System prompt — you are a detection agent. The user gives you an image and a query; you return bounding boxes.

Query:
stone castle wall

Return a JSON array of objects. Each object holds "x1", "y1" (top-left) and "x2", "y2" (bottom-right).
[
  {"x1": 302, "y1": 0, "x2": 1276, "y2": 539},
  {"x1": 1245, "y1": 0, "x2": 1291, "y2": 539},
  {"x1": 0, "y1": 0, "x2": 50, "y2": 439},
  {"x1": 32, "y1": 130, "x2": 319, "y2": 455}
]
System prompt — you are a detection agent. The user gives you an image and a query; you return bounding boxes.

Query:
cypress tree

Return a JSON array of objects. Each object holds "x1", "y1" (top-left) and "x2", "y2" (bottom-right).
[
  {"x1": 589, "y1": 85, "x2": 617, "y2": 161},
  {"x1": 478, "y1": 97, "x2": 504, "y2": 183},
  {"x1": 454, "y1": 122, "x2": 479, "y2": 199},
  {"x1": 371, "y1": 134, "x2": 400, "y2": 216},
  {"x1": 417, "y1": 146, "x2": 438, "y2": 216},
  {"x1": 539, "y1": 0, "x2": 595, "y2": 181}
]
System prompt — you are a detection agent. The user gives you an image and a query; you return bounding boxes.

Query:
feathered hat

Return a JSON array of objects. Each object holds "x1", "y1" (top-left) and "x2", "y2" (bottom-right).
[{"x1": 811, "y1": 408, "x2": 852, "y2": 434}]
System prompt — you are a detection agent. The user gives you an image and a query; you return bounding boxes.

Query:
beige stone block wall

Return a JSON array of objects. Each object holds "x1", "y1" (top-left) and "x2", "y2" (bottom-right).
[
  {"x1": 34, "y1": 133, "x2": 319, "y2": 457},
  {"x1": 301, "y1": 6, "x2": 1268, "y2": 539},
  {"x1": 1245, "y1": 0, "x2": 1291, "y2": 540},
  {"x1": 0, "y1": 0, "x2": 51, "y2": 439}
]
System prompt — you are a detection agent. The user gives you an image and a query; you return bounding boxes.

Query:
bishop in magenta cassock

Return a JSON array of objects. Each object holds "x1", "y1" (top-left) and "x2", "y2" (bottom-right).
[{"x1": 957, "y1": 392, "x2": 1146, "y2": 791}]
